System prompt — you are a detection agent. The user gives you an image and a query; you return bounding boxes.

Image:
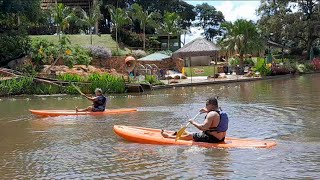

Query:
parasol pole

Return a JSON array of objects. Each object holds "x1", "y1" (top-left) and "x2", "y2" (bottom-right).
[{"x1": 190, "y1": 57, "x2": 192, "y2": 83}]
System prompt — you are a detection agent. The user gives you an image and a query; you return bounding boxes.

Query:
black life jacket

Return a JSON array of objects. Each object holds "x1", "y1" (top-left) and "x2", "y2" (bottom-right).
[{"x1": 94, "y1": 95, "x2": 106, "y2": 107}]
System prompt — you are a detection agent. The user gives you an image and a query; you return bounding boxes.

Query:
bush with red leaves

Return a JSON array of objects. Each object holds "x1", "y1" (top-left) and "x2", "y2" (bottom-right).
[{"x1": 312, "y1": 58, "x2": 320, "y2": 70}]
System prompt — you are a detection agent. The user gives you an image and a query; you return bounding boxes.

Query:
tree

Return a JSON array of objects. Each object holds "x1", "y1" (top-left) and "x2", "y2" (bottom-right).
[
  {"x1": 158, "y1": 11, "x2": 181, "y2": 50},
  {"x1": 195, "y1": 3, "x2": 225, "y2": 41},
  {"x1": 99, "y1": 0, "x2": 196, "y2": 34},
  {"x1": 257, "y1": 0, "x2": 320, "y2": 59},
  {"x1": 295, "y1": 0, "x2": 320, "y2": 59},
  {"x1": 0, "y1": 0, "x2": 42, "y2": 28},
  {"x1": 131, "y1": 0, "x2": 196, "y2": 29},
  {"x1": 131, "y1": 3, "x2": 161, "y2": 50},
  {"x1": 108, "y1": 6, "x2": 131, "y2": 50},
  {"x1": 51, "y1": 3, "x2": 74, "y2": 40},
  {"x1": 219, "y1": 19, "x2": 264, "y2": 70},
  {"x1": 77, "y1": 1, "x2": 103, "y2": 45}
]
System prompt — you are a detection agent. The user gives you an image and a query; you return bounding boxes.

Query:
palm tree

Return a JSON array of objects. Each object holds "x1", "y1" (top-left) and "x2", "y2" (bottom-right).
[
  {"x1": 50, "y1": 3, "x2": 74, "y2": 40},
  {"x1": 158, "y1": 11, "x2": 181, "y2": 50},
  {"x1": 77, "y1": 1, "x2": 103, "y2": 45},
  {"x1": 131, "y1": 3, "x2": 161, "y2": 50},
  {"x1": 219, "y1": 19, "x2": 264, "y2": 70},
  {"x1": 108, "y1": 6, "x2": 131, "y2": 51}
]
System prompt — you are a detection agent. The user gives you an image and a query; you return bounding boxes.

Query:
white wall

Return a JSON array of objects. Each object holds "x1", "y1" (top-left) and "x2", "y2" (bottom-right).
[{"x1": 185, "y1": 56, "x2": 212, "y2": 66}]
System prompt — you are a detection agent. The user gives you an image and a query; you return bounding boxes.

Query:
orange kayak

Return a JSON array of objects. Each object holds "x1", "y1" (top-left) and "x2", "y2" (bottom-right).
[
  {"x1": 114, "y1": 125, "x2": 277, "y2": 148},
  {"x1": 30, "y1": 108, "x2": 137, "y2": 117}
]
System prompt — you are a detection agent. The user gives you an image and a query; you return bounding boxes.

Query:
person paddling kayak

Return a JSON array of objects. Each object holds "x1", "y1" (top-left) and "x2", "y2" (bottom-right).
[
  {"x1": 76, "y1": 88, "x2": 107, "y2": 112},
  {"x1": 161, "y1": 97, "x2": 228, "y2": 143}
]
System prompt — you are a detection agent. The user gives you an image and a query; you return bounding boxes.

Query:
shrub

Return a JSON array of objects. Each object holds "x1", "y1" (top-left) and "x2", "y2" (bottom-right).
[
  {"x1": 88, "y1": 73, "x2": 125, "y2": 93},
  {"x1": 145, "y1": 75, "x2": 157, "y2": 84},
  {"x1": 296, "y1": 62, "x2": 316, "y2": 73},
  {"x1": 0, "y1": 76, "x2": 33, "y2": 96},
  {"x1": 283, "y1": 62, "x2": 297, "y2": 74},
  {"x1": 271, "y1": 66, "x2": 290, "y2": 75},
  {"x1": 72, "y1": 46, "x2": 92, "y2": 66},
  {"x1": 143, "y1": 75, "x2": 164, "y2": 85},
  {"x1": 312, "y1": 59, "x2": 320, "y2": 70},
  {"x1": 57, "y1": 73, "x2": 85, "y2": 82},
  {"x1": 111, "y1": 29, "x2": 160, "y2": 49},
  {"x1": 85, "y1": 45, "x2": 112, "y2": 59},
  {"x1": 0, "y1": 76, "x2": 61, "y2": 96},
  {"x1": 305, "y1": 62, "x2": 316, "y2": 71},
  {"x1": 112, "y1": 29, "x2": 142, "y2": 47},
  {"x1": 132, "y1": 49, "x2": 147, "y2": 58},
  {"x1": 228, "y1": 58, "x2": 240, "y2": 66},
  {"x1": 147, "y1": 36, "x2": 161, "y2": 49},
  {"x1": 30, "y1": 37, "x2": 92, "y2": 68},
  {"x1": 0, "y1": 29, "x2": 31, "y2": 65},
  {"x1": 32, "y1": 83, "x2": 61, "y2": 95},
  {"x1": 296, "y1": 63, "x2": 307, "y2": 73},
  {"x1": 253, "y1": 58, "x2": 272, "y2": 76},
  {"x1": 244, "y1": 58, "x2": 255, "y2": 66},
  {"x1": 111, "y1": 49, "x2": 127, "y2": 56}
]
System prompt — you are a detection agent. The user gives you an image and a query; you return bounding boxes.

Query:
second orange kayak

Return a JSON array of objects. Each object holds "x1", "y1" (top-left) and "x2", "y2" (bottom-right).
[
  {"x1": 114, "y1": 125, "x2": 277, "y2": 149},
  {"x1": 30, "y1": 108, "x2": 137, "y2": 117}
]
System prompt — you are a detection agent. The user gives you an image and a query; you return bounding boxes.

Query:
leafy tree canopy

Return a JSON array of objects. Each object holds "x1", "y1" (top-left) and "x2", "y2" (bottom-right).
[
  {"x1": 257, "y1": 0, "x2": 320, "y2": 58},
  {"x1": 195, "y1": 3, "x2": 225, "y2": 41}
]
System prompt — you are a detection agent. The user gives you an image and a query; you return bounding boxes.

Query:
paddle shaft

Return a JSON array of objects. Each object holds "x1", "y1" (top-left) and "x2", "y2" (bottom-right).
[
  {"x1": 71, "y1": 83, "x2": 83, "y2": 94},
  {"x1": 184, "y1": 112, "x2": 201, "y2": 128},
  {"x1": 175, "y1": 112, "x2": 202, "y2": 141}
]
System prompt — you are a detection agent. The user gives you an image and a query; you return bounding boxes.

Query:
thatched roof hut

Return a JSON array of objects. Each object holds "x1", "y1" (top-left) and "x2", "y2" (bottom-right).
[
  {"x1": 172, "y1": 38, "x2": 220, "y2": 58},
  {"x1": 138, "y1": 53, "x2": 170, "y2": 61}
]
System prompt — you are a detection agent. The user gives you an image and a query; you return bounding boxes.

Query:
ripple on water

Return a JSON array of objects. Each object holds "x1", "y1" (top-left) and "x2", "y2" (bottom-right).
[{"x1": 1, "y1": 74, "x2": 320, "y2": 179}]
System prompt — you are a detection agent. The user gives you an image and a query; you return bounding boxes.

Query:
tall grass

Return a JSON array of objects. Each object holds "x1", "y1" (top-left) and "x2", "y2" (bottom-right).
[
  {"x1": 0, "y1": 77, "x2": 34, "y2": 96},
  {"x1": 0, "y1": 72, "x2": 126, "y2": 96},
  {"x1": 57, "y1": 74, "x2": 85, "y2": 82},
  {"x1": 88, "y1": 73, "x2": 125, "y2": 93},
  {"x1": 0, "y1": 76, "x2": 63, "y2": 96},
  {"x1": 144, "y1": 75, "x2": 164, "y2": 85}
]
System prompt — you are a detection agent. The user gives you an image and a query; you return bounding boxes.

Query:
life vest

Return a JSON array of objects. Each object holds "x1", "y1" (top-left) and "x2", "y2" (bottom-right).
[
  {"x1": 206, "y1": 109, "x2": 229, "y2": 132},
  {"x1": 94, "y1": 95, "x2": 106, "y2": 108}
]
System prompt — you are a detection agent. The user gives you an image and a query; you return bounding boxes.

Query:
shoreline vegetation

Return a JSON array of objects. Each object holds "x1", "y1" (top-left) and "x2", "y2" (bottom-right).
[
  {"x1": 1, "y1": 70, "x2": 319, "y2": 97},
  {"x1": 1, "y1": 1, "x2": 319, "y2": 97}
]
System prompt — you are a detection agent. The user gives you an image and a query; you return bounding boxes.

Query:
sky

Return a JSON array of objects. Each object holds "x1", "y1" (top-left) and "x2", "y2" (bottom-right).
[{"x1": 182, "y1": 0, "x2": 261, "y2": 44}]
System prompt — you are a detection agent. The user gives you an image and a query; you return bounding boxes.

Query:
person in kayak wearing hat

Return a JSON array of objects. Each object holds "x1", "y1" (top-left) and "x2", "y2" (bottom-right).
[
  {"x1": 76, "y1": 88, "x2": 107, "y2": 112},
  {"x1": 161, "y1": 97, "x2": 228, "y2": 143}
]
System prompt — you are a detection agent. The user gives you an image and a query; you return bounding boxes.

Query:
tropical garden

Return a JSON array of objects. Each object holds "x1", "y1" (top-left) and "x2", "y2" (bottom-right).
[{"x1": 0, "y1": 0, "x2": 319, "y2": 96}]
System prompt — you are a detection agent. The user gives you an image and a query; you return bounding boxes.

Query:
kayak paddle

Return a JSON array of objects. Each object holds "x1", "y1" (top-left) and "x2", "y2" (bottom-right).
[
  {"x1": 71, "y1": 83, "x2": 84, "y2": 95},
  {"x1": 175, "y1": 112, "x2": 201, "y2": 141}
]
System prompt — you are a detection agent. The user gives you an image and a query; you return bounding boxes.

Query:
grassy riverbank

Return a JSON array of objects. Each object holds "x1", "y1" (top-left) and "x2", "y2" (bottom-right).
[
  {"x1": 0, "y1": 73, "x2": 126, "y2": 96},
  {"x1": 30, "y1": 34, "x2": 117, "y2": 49}
]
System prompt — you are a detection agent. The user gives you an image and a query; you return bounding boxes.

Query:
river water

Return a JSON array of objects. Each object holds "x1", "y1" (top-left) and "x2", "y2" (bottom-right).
[{"x1": 0, "y1": 74, "x2": 319, "y2": 179}]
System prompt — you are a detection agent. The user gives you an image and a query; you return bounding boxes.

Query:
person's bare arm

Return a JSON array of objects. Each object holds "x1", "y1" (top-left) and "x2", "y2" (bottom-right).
[
  {"x1": 189, "y1": 112, "x2": 216, "y2": 131},
  {"x1": 81, "y1": 93, "x2": 96, "y2": 102}
]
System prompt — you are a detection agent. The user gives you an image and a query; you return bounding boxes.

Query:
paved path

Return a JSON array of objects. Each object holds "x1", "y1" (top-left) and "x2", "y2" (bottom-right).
[{"x1": 154, "y1": 74, "x2": 293, "y2": 89}]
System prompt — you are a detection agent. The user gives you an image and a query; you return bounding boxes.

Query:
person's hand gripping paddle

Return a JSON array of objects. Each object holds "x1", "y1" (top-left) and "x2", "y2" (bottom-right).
[{"x1": 175, "y1": 112, "x2": 201, "y2": 141}]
